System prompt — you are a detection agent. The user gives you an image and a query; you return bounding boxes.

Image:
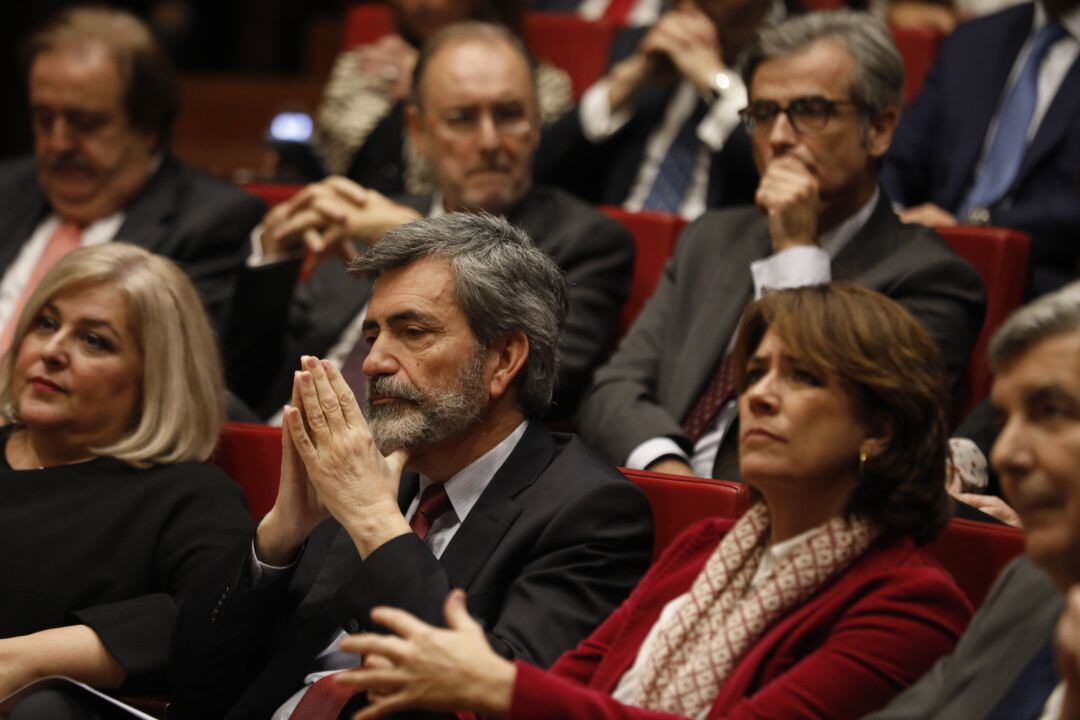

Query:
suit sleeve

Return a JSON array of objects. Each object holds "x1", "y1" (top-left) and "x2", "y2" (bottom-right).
[
  {"x1": 339, "y1": 477, "x2": 652, "y2": 668},
  {"x1": 73, "y1": 465, "x2": 253, "y2": 679},
  {"x1": 578, "y1": 233, "x2": 695, "y2": 465},
  {"x1": 507, "y1": 567, "x2": 970, "y2": 720}
]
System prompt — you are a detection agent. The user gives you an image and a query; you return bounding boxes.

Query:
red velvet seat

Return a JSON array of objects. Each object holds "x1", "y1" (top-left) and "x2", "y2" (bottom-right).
[
  {"x1": 213, "y1": 422, "x2": 283, "y2": 519},
  {"x1": 935, "y1": 225, "x2": 1030, "y2": 419},
  {"x1": 599, "y1": 207, "x2": 686, "y2": 338},
  {"x1": 890, "y1": 25, "x2": 947, "y2": 106},
  {"x1": 619, "y1": 468, "x2": 750, "y2": 557},
  {"x1": 926, "y1": 517, "x2": 1025, "y2": 608},
  {"x1": 241, "y1": 182, "x2": 303, "y2": 208},
  {"x1": 342, "y1": 7, "x2": 615, "y2": 101}
]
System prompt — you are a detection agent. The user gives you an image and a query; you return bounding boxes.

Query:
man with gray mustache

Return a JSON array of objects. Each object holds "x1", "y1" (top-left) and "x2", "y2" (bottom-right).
[
  {"x1": 0, "y1": 7, "x2": 263, "y2": 339},
  {"x1": 170, "y1": 212, "x2": 653, "y2": 720}
]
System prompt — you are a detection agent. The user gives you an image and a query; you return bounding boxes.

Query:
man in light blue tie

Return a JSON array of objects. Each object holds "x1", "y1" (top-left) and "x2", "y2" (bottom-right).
[{"x1": 882, "y1": 0, "x2": 1080, "y2": 296}]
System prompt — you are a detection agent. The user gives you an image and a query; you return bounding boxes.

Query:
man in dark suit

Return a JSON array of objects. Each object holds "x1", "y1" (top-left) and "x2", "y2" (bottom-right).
[
  {"x1": 228, "y1": 21, "x2": 632, "y2": 422},
  {"x1": 882, "y1": 0, "x2": 1080, "y2": 296},
  {"x1": 534, "y1": 0, "x2": 775, "y2": 219},
  {"x1": 578, "y1": 11, "x2": 986, "y2": 480},
  {"x1": 0, "y1": 7, "x2": 263, "y2": 337},
  {"x1": 169, "y1": 212, "x2": 653, "y2": 720},
  {"x1": 867, "y1": 281, "x2": 1080, "y2": 719}
]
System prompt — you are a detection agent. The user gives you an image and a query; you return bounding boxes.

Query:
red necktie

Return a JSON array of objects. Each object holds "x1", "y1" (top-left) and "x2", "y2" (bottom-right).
[
  {"x1": 2, "y1": 221, "x2": 81, "y2": 350},
  {"x1": 287, "y1": 483, "x2": 452, "y2": 720},
  {"x1": 409, "y1": 483, "x2": 451, "y2": 541},
  {"x1": 681, "y1": 352, "x2": 736, "y2": 443}
]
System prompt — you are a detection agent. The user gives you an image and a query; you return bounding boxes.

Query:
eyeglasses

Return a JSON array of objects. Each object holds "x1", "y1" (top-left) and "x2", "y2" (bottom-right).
[
  {"x1": 428, "y1": 102, "x2": 534, "y2": 138},
  {"x1": 738, "y1": 96, "x2": 861, "y2": 135}
]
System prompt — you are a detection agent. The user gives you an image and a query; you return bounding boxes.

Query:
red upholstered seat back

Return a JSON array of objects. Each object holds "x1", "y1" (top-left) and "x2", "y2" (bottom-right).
[
  {"x1": 600, "y1": 206, "x2": 686, "y2": 338},
  {"x1": 213, "y1": 422, "x2": 283, "y2": 519},
  {"x1": 619, "y1": 468, "x2": 751, "y2": 557},
  {"x1": 936, "y1": 225, "x2": 1030, "y2": 419},
  {"x1": 890, "y1": 25, "x2": 947, "y2": 106},
  {"x1": 926, "y1": 517, "x2": 1025, "y2": 608}
]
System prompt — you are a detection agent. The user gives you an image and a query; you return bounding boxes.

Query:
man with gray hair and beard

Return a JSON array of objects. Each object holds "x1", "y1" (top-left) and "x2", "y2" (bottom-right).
[{"x1": 169, "y1": 213, "x2": 653, "y2": 720}]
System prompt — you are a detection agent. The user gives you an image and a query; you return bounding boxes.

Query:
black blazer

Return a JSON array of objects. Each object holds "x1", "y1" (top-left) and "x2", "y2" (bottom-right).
[
  {"x1": 169, "y1": 422, "x2": 654, "y2": 719},
  {"x1": 0, "y1": 155, "x2": 265, "y2": 332},
  {"x1": 579, "y1": 194, "x2": 987, "y2": 468},
  {"x1": 226, "y1": 185, "x2": 634, "y2": 421}
]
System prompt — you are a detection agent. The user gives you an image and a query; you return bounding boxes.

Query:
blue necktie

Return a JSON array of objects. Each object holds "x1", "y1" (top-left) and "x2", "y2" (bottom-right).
[
  {"x1": 960, "y1": 22, "x2": 1067, "y2": 217},
  {"x1": 983, "y1": 636, "x2": 1060, "y2": 720},
  {"x1": 642, "y1": 100, "x2": 709, "y2": 213}
]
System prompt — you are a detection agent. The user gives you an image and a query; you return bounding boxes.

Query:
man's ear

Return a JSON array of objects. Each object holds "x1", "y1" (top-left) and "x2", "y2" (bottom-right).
[
  {"x1": 487, "y1": 330, "x2": 529, "y2": 401},
  {"x1": 405, "y1": 103, "x2": 429, "y2": 160},
  {"x1": 865, "y1": 106, "x2": 900, "y2": 159}
]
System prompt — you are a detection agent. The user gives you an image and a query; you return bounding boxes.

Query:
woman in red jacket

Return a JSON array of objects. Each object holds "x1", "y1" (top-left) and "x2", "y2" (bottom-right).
[{"x1": 336, "y1": 283, "x2": 972, "y2": 720}]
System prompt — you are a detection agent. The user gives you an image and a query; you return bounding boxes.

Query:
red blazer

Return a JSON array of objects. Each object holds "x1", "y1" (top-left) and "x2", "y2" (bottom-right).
[{"x1": 507, "y1": 517, "x2": 972, "y2": 720}]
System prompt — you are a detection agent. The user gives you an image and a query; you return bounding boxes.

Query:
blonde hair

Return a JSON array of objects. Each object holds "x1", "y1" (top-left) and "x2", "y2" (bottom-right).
[{"x1": 0, "y1": 243, "x2": 224, "y2": 466}]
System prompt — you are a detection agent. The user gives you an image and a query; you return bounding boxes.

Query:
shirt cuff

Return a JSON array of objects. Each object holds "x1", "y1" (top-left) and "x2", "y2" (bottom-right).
[
  {"x1": 626, "y1": 437, "x2": 690, "y2": 471},
  {"x1": 697, "y1": 74, "x2": 748, "y2": 152},
  {"x1": 579, "y1": 78, "x2": 633, "y2": 142},
  {"x1": 750, "y1": 245, "x2": 831, "y2": 299},
  {"x1": 246, "y1": 223, "x2": 305, "y2": 268},
  {"x1": 248, "y1": 538, "x2": 297, "y2": 585}
]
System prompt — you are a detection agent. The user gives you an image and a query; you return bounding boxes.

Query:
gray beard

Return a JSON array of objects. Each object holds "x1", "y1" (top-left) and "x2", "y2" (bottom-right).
[{"x1": 364, "y1": 352, "x2": 487, "y2": 454}]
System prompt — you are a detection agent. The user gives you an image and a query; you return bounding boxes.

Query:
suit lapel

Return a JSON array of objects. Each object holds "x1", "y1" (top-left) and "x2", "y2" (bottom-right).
[
  {"x1": 1018, "y1": 54, "x2": 1080, "y2": 183},
  {"x1": 437, "y1": 423, "x2": 555, "y2": 591},
  {"x1": 830, "y1": 195, "x2": 900, "y2": 281},
  {"x1": 114, "y1": 156, "x2": 178, "y2": 253},
  {"x1": 666, "y1": 219, "x2": 765, "y2": 419},
  {"x1": 0, "y1": 182, "x2": 48, "y2": 273}
]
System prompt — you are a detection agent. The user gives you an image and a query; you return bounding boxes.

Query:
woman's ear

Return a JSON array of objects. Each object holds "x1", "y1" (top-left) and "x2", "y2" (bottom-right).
[
  {"x1": 861, "y1": 415, "x2": 894, "y2": 459},
  {"x1": 487, "y1": 330, "x2": 529, "y2": 400}
]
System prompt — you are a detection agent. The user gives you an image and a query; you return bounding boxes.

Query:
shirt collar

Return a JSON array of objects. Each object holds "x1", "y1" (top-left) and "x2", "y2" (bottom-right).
[
  {"x1": 1036, "y1": 3, "x2": 1080, "y2": 41},
  {"x1": 429, "y1": 191, "x2": 446, "y2": 217},
  {"x1": 819, "y1": 187, "x2": 879, "y2": 260},
  {"x1": 416, "y1": 420, "x2": 529, "y2": 523}
]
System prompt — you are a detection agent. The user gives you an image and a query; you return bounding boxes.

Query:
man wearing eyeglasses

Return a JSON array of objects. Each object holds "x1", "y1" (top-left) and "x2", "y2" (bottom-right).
[
  {"x1": 228, "y1": 21, "x2": 633, "y2": 422},
  {"x1": 578, "y1": 10, "x2": 986, "y2": 480}
]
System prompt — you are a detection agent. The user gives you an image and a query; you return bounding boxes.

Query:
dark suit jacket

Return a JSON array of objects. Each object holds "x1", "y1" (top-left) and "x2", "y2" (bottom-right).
[
  {"x1": 0, "y1": 155, "x2": 265, "y2": 331},
  {"x1": 510, "y1": 517, "x2": 970, "y2": 719},
  {"x1": 168, "y1": 422, "x2": 654, "y2": 720},
  {"x1": 882, "y1": 3, "x2": 1080, "y2": 293},
  {"x1": 866, "y1": 555, "x2": 1063, "y2": 719},
  {"x1": 534, "y1": 26, "x2": 759, "y2": 212},
  {"x1": 226, "y1": 185, "x2": 634, "y2": 420},
  {"x1": 578, "y1": 194, "x2": 986, "y2": 468}
]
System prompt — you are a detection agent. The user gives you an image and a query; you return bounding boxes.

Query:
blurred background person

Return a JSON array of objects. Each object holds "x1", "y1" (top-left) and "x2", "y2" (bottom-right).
[
  {"x1": 0, "y1": 6, "x2": 264, "y2": 337},
  {"x1": 0, "y1": 243, "x2": 252, "y2": 719},
  {"x1": 334, "y1": 283, "x2": 971, "y2": 720},
  {"x1": 316, "y1": 0, "x2": 572, "y2": 194}
]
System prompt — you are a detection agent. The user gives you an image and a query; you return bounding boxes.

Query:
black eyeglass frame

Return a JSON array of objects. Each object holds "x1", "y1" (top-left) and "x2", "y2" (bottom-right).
[{"x1": 738, "y1": 96, "x2": 864, "y2": 136}]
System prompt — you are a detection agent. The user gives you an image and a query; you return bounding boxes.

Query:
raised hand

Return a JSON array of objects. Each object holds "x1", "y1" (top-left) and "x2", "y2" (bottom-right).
[
  {"x1": 335, "y1": 589, "x2": 517, "y2": 719},
  {"x1": 756, "y1": 154, "x2": 821, "y2": 252},
  {"x1": 286, "y1": 356, "x2": 410, "y2": 558}
]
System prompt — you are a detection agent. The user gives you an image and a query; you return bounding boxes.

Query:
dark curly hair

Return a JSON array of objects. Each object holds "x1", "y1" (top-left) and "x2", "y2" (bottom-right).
[{"x1": 731, "y1": 283, "x2": 951, "y2": 545}]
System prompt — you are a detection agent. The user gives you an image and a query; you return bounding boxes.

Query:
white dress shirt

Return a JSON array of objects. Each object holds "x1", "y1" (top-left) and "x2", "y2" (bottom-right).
[
  {"x1": 579, "y1": 76, "x2": 747, "y2": 221},
  {"x1": 626, "y1": 190, "x2": 881, "y2": 476},
  {"x1": 265, "y1": 420, "x2": 529, "y2": 719}
]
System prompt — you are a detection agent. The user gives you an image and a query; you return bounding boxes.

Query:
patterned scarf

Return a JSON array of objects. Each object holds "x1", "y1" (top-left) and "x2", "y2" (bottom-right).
[{"x1": 632, "y1": 502, "x2": 881, "y2": 716}]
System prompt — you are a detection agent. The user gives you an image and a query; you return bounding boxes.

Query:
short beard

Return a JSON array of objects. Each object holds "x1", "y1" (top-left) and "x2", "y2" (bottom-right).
[{"x1": 364, "y1": 350, "x2": 487, "y2": 454}]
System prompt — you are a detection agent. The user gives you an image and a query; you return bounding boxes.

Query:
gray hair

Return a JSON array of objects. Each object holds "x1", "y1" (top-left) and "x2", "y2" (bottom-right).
[
  {"x1": 410, "y1": 20, "x2": 536, "y2": 109},
  {"x1": 351, "y1": 212, "x2": 568, "y2": 418},
  {"x1": 990, "y1": 281, "x2": 1080, "y2": 372},
  {"x1": 742, "y1": 10, "x2": 904, "y2": 118}
]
